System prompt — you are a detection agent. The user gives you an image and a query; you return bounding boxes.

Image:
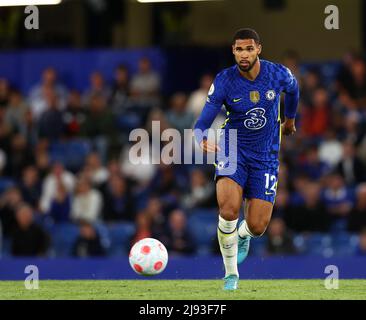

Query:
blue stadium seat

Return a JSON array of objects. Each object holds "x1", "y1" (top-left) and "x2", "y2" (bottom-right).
[
  {"x1": 332, "y1": 233, "x2": 359, "y2": 257},
  {"x1": 293, "y1": 234, "x2": 307, "y2": 255},
  {"x1": 49, "y1": 223, "x2": 80, "y2": 257},
  {"x1": 107, "y1": 222, "x2": 135, "y2": 256},
  {"x1": 187, "y1": 209, "x2": 217, "y2": 256},
  {"x1": 305, "y1": 233, "x2": 334, "y2": 257},
  {"x1": 0, "y1": 238, "x2": 12, "y2": 258},
  {"x1": 49, "y1": 140, "x2": 92, "y2": 172},
  {"x1": 94, "y1": 222, "x2": 111, "y2": 252}
]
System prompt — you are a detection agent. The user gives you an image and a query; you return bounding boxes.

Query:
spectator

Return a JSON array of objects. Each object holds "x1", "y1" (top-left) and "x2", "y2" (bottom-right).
[
  {"x1": 322, "y1": 173, "x2": 354, "y2": 219},
  {"x1": 272, "y1": 188, "x2": 290, "y2": 219},
  {"x1": 149, "y1": 164, "x2": 182, "y2": 201},
  {"x1": 28, "y1": 67, "x2": 68, "y2": 119},
  {"x1": 0, "y1": 187, "x2": 23, "y2": 238},
  {"x1": 348, "y1": 183, "x2": 366, "y2": 232},
  {"x1": 130, "y1": 57, "x2": 161, "y2": 107},
  {"x1": 19, "y1": 166, "x2": 41, "y2": 209},
  {"x1": 47, "y1": 177, "x2": 71, "y2": 223},
  {"x1": 300, "y1": 68, "x2": 322, "y2": 107},
  {"x1": 131, "y1": 212, "x2": 152, "y2": 246},
  {"x1": 11, "y1": 204, "x2": 49, "y2": 256},
  {"x1": 299, "y1": 146, "x2": 329, "y2": 181},
  {"x1": 4, "y1": 89, "x2": 28, "y2": 134},
  {"x1": 318, "y1": 130, "x2": 343, "y2": 169},
  {"x1": 4, "y1": 134, "x2": 34, "y2": 179},
  {"x1": 301, "y1": 88, "x2": 330, "y2": 139},
  {"x1": 111, "y1": 64, "x2": 131, "y2": 114},
  {"x1": 336, "y1": 140, "x2": 366, "y2": 186},
  {"x1": 266, "y1": 217, "x2": 296, "y2": 256},
  {"x1": 166, "y1": 92, "x2": 195, "y2": 135},
  {"x1": 62, "y1": 90, "x2": 86, "y2": 138},
  {"x1": 37, "y1": 88, "x2": 64, "y2": 142},
  {"x1": 143, "y1": 197, "x2": 166, "y2": 238},
  {"x1": 181, "y1": 169, "x2": 216, "y2": 209},
  {"x1": 39, "y1": 162, "x2": 75, "y2": 213},
  {"x1": 72, "y1": 220, "x2": 105, "y2": 257},
  {"x1": 120, "y1": 139, "x2": 158, "y2": 186},
  {"x1": 163, "y1": 209, "x2": 195, "y2": 256},
  {"x1": 71, "y1": 177, "x2": 102, "y2": 223},
  {"x1": 337, "y1": 56, "x2": 366, "y2": 109},
  {"x1": 82, "y1": 71, "x2": 112, "y2": 106},
  {"x1": 81, "y1": 93, "x2": 117, "y2": 162},
  {"x1": 187, "y1": 73, "x2": 214, "y2": 118},
  {"x1": 101, "y1": 175, "x2": 135, "y2": 222},
  {"x1": 285, "y1": 181, "x2": 330, "y2": 232},
  {"x1": 82, "y1": 152, "x2": 109, "y2": 188}
]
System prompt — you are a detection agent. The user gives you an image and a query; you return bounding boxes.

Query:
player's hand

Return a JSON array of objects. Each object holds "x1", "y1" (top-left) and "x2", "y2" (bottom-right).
[
  {"x1": 200, "y1": 139, "x2": 221, "y2": 153},
  {"x1": 281, "y1": 118, "x2": 296, "y2": 136}
]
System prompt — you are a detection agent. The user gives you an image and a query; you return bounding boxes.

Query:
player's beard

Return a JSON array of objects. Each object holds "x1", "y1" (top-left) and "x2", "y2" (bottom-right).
[{"x1": 237, "y1": 56, "x2": 258, "y2": 72}]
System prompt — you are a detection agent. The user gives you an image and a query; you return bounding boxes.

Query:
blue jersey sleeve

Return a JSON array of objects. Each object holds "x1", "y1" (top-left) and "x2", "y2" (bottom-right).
[
  {"x1": 282, "y1": 67, "x2": 300, "y2": 119},
  {"x1": 193, "y1": 73, "x2": 226, "y2": 144}
]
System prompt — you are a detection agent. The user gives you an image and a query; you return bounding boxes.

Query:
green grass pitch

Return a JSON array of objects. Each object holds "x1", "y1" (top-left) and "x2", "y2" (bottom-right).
[{"x1": 0, "y1": 280, "x2": 365, "y2": 300}]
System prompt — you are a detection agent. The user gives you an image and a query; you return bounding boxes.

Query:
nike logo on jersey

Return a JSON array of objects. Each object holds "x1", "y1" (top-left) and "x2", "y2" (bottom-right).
[
  {"x1": 233, "y1": 98, "x2": 242, "y2": 103},
  {"x1": 265, "y1": 191, "x2": 275, "y2": 195}
]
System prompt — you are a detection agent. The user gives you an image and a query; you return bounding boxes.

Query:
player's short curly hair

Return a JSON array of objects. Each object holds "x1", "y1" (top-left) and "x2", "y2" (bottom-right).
[{"x1": 232, "y1": 28, "x2": 260, "y2": 45}]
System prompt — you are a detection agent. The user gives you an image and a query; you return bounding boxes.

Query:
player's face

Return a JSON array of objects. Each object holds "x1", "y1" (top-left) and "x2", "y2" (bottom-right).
[{"x1": 232, "y1": 39, "x2": 262, "y2": 72}]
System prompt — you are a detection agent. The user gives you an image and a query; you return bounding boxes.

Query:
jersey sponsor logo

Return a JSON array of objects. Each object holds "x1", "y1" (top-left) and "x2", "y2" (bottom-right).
[
  {"x1": 243, "y1": 107, "x2": 267, "y2": 130},
  {"x1": 249, "y1": 91, "x2": 260, "y2": 103},
  {"x1": 266, "y1": 90, "x2": 276, "y2": 100},
  {"x1": 208, "y1": 83, "x2": 215, "y2": 95},
  {"x1": 233, "y1": 98, "x2": 242, "y2": 103}
]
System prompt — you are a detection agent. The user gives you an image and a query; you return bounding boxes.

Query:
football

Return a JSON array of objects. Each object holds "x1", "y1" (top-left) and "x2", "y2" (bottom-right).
[{"x1": 129, "y1": 238, "x2": 168, "y2": 276}]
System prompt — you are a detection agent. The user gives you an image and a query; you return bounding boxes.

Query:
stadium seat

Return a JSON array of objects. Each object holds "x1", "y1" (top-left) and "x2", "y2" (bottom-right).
[
  {"x1": 332, "y1": 233, "x2": 359, "y2": 257},
  {"x1": 187, "y1": 209, "x2": 217, "y2": 256},
  {"x1": 304, "y1": 233, "x2": 334, "y2": 257},
  {"x1": 94, "y1": 223, "x2": 111, "y2": 252},
  {"x1": 49, "y1": 140, "x2": 91, "y2": 172},
  {"x1": 107, "y1": 222, "x2": 135, "y2": 256},
  {"x1": 49, "y1": 223, "x2": 80, "y2": 257},
  {"x1": 293, "y1": 234, "x2": 307, "y2": 255}
]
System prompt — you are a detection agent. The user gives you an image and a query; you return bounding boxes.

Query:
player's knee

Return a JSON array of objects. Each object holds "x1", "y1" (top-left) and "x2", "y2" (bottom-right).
[
  {"x1": 247, "y1": 220, "x2": 268, "y2": 237},
  {"x1": 219, "y1": 206, "x2": 239, "y2": 221}
]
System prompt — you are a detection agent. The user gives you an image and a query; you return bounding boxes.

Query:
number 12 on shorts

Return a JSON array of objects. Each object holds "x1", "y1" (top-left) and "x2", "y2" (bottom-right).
[{"x1": 264, "y1": 173, "x2": 277, "y2": 195}]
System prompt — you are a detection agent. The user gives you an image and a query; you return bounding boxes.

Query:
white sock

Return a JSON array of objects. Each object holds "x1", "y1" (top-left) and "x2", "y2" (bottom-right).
[
  {"x1": 217, "y1": 216, "x2": 238, "y2": 277},
  {"x1": 238, "y1": 220, "x2": 256, "y2": 238}
]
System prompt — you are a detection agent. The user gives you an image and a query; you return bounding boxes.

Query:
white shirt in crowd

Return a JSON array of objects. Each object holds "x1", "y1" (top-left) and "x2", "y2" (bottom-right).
[
  {"x1": 40, "y1": 171, "x2": 76, "y2": 213},
  {"x1": 71, "y1": 189, "x2": 102, "y2": 223}
]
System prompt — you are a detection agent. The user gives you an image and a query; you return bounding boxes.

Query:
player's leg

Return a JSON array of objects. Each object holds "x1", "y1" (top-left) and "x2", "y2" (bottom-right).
[
  {"x1": 216, "y1": 177, "x2": 243, "y2": 290},
  {"x1": 237, "y1": 164, "x2": 277, "y2": 263},
  {"x1": 239, "y1": 198, "x2": 273, "y2": 237}
]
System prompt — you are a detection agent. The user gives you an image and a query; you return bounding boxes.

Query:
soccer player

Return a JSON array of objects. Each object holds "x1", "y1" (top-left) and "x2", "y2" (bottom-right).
[{"x1": 194, "y1": 28, "x2": 299, "y2": 290}]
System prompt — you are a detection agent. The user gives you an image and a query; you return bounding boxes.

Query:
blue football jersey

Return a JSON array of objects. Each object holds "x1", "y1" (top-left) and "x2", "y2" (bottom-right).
[{"x1": 195, "y1": 59, "x2": 299, "y2": 162}]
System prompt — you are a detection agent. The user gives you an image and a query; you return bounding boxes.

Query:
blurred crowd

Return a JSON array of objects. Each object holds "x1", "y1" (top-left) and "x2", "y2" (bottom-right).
[{"x1": 1, "y1": 52, "x2": 366, "y2": 258}]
